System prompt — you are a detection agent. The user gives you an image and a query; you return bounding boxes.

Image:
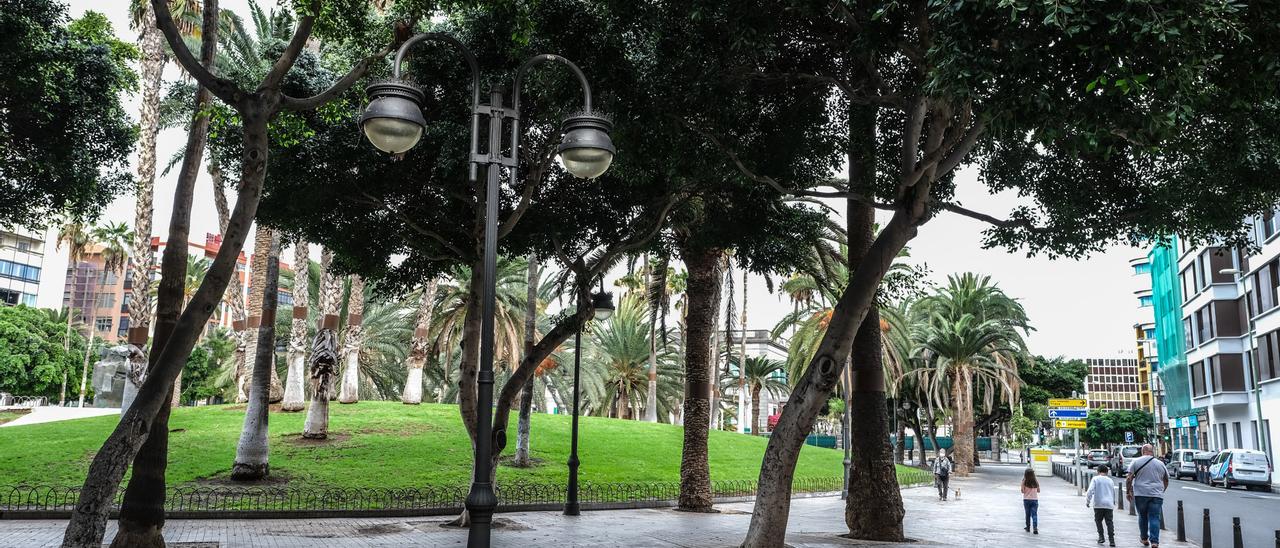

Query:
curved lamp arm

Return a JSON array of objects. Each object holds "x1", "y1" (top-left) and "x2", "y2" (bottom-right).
[
  {"x1": 512, "y1": 54, "x2": 594, "y2": 114},
  {"x1": 393, "y1": 32, "x2": 482, "y2": 109}
]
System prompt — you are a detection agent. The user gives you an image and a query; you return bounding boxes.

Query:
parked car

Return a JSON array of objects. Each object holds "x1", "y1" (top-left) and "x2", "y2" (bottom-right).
[
  {"x1": 1086, "y1": 449, "x2": 1110, "y2": 469},
  {"x1": 1207, "y1": 449, "x2": 1273, "y2": 491},
  {"x1": 1166, "y1": 449, "x2": 1198, "y2": 479},
  {"x1": 1109, "y1": 445, "x2": 1143, "y2": 476}
]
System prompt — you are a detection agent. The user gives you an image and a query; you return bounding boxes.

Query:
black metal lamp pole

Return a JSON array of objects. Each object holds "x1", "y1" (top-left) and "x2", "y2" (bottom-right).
[
  {"x1": 358, "y1": 33, "x2": 615, "y2": 548},
  {"x1": 565, "y1": 290, "x2": 614, "y2": 515}
]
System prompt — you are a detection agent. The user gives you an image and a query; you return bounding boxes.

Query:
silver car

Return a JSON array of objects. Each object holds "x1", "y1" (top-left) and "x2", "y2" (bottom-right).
[
  {"x1": 1165, "y1": 449, "x2": 1198, "y2": 479},
  {"x1": 1086, "y1": 449, "x2": 1110, "y2": 469}
]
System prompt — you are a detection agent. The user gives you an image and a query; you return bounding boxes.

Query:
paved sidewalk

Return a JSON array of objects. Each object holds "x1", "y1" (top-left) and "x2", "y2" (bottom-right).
[
  {"x1": 0, "y1": 406, "x2": 118, "y2": 427},
  {"x1": 0, "y1": 464, "x2": 1195, "y2": 547}
]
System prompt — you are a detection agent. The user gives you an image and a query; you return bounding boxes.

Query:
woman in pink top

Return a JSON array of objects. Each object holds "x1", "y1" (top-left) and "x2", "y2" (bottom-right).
[{"x1": 1021, "y1": 468, "x2": 1040, "y2": 534}]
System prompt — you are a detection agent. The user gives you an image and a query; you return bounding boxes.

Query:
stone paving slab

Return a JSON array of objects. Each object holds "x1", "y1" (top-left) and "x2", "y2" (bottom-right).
[{"x1": 0, "y1": 464, "x2": 1196, "y2": 547}]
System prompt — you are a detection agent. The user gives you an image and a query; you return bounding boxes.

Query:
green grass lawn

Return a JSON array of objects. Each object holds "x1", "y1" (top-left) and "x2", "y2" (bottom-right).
[
  {"x1": 0, "y1": 409, "x2": 31, "y2": 426},
  {"x1": 0, "y1": 402, "x2": 923, "y2": 490}
]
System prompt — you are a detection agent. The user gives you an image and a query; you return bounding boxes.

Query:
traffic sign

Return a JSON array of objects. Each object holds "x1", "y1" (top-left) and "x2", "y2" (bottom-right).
[
  {"x1": 1048, "y1": 408, "x2": 1088, "y2": 419},
  {"x1": 1125, "y1": 431, "x2": 1134, "y2": 443},
  {"x1": 1055, "y1": 419, "x2": 1087, "y2": 429},
  {"x1": 1048, "y1": 398, "x2": 1087, "y2": 408}
]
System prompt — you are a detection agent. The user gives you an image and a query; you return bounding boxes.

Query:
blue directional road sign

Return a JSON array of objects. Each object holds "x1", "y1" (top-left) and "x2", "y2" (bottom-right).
[{"x1": 1048, "y1": 408, "x2": 1088, "y2": 419}]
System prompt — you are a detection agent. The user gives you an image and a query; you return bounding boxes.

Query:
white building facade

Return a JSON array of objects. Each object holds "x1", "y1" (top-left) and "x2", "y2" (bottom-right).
[
  {"x1": 1175, "y1": 213, "x2": 1278, "y2": 475},
  {"x1": 0, "y1": 228, "x2": 49, "y2": 307}
]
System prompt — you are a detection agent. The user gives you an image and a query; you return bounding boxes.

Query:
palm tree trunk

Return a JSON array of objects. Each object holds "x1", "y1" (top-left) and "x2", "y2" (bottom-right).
[
  {"x1": 644, "y1": 254, "x2": 659, "y2": 423},
  {"x1": 951, "y1": 367, "x2": 976, "y2": 475},
  {"x1": 750, "y1": 384, "x2": 762, "y2": 437},
  {"x1": 402, "y1": 279, "x2": 437, "y2": 404},
  {"x1": 60, "y1": 313, "x2": 74, "y2": 406},
  {"x1": 894, "y1": 407, "x2": 907, "y2": 464},
  {"x1": 77, "y1": 289, "x2": 97, "y2": 408},
  {"x1": 338, "y1": 276, "x2": 365, "y2": 404},
  {"x1": 737, "y1": 269, "x2": 748, "y2": 433},
  {"x1": 303, "y1": 249, "x2": 341, "y2": 438},
  {"x1": 240, "y1": 225, "x2": 272, "y2": 405},
  {"x1": 123, "y1": 0, "x2": 164, "y2": 412},
  {"x1": 676, "y1": 245, "x2": 721, "y2": 512},
  {"x1": 281, "y1": 242, "x2": 309, "y2": 412},
  {"x1": 232, "y1": 231, "x2": 279, "y2": 480},
  {"x1": 514, "y1": 258, "x2": 539, "y2": 466}
]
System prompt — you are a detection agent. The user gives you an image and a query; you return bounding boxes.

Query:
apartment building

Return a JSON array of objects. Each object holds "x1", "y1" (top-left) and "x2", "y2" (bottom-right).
[
  {"x1": 1148, "y1": 238, "x2": 1205, "y2": 450},
  {"x1": 1171, "y1": 213, "x2": 1278, "y2": 467},
  {"x1": 0, "y1": 228, "x2": 47, "y2": 307},
  {"x1": 1083, "y1": 357, "x2": 1143, "y2": 411}
]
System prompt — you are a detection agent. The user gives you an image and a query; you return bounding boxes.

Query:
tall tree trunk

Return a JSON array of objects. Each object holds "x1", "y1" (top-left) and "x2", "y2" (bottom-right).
[
  {"x1": 123, "y1": 0, "x2": 163, "y2": 408},
  {"x1": 107, "y1": 5, "x2": 217, "y2": 542},
  {"x1": 338, "y1": 276, "x2": 365, "y2": 403},
  {"x1": 212, "y1": 171, "x2": 253, "y2": 405},
  {"x1": 645, "y1": 254, "x2": 659, "y2": 422},
  {"x1": 514, "y1": 258, "x2": 539, "y2": 466},
  {"x1": 709, "y1": 324, "x2": 721, "y2": 430},
  {"x1": 281, "y1": 242, "x2": 309, "y2": 411},
  {"x1": 240, "y1": 225, "x2": 271, "y2": 404},
  {"x1": 895, "y1": 407, "x2": 907, "y2": 464},
  {"x1": 403, "y1": 279, "x2": 437, "y2": 404},
  {"x1": 950, "y1": 367, "x2": 975, "y2": 475},
  {"x1": 677, "y1": 246, "x2": 721, "y2": 512},
  {"x1": 303, "y1": 249, "x2": 341, "y2": 438},
  {"x1": 750, "y1": 383, "x2": 762, "y2": 437},
  {"x1": 738, "y1": 269, "x2": 748, "y2": 433},
  {"x1": 231, "y1": 231, "x2": 278, "y2": 480},
  {"x1": 843, "y1": 101, "x2": 905, "y2": 541},
  {"x1": 77, "y1": 289, "x2": 97, "y2": 409}
]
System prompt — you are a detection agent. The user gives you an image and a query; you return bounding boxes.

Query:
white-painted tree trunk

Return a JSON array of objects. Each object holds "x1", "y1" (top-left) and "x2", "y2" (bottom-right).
[
  {"x1": 337, "y1": 276, "x2": 365, "y2": 404},
  {"x1": 402, "y1": 368, "x2": 423, "y2": 404},
  {"x1": 403, "y1": 279, "x2": 437, "y2": 404},
  {"x1": 302, "y1": 249, "x2": 341, "y2": 438},
  {"x1": 281, "y1": 242, "x2": 309, "y2": 412},
  {"x1": 338, "y1": 350, "x2": 360, "y2": 403}
]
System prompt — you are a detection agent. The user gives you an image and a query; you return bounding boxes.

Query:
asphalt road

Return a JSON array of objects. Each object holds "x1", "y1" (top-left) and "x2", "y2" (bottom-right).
[{"x1": 1098, "y1": 473, "x2": 1280, "y2": 548}]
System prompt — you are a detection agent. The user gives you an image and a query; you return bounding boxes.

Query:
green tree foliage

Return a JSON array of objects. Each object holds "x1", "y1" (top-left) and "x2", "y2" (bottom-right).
[
  {"x1": 1019, "y1": 355, "x2": 1089, "y2": 412},
  {"x1": 0, "y1": 306, "x2": 88, "y2": 398},
  {"x1": 0, "y1": 2, "x2": 136, "y2": 227},
  {"x1": 1083, "y1": 410, "x2": 1155, "y2": 446}
]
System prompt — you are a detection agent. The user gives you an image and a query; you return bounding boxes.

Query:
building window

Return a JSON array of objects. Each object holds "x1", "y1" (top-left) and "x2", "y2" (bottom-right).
[
  {"x1": 1134, "y1": 263, "x2": 1152, "y2": 275},
  {"x1": 0, "y1": 259, "x2": 40, "y2": 283},
  {"x1": 1234, "y1": 422, "x2": 1244, "y2": 448},
  {"x1": 0, "y1": 288, "x2": 20, "y2": 305},
  {"x1": 16, "y1": 241, "x2": 31, "y2": 252},
  {"x1": 95, "y1": 317, "x2": 112, "y2": 333},
  {"x1": 1144, "y1": 328, "x2": 1155, "y2": 340},
  {"x1": 94, "y1": 293, "x2": 115, "y2": 309},
  {"x1": 20, "y1": 293, "x2": 35, "y2": 306},
  {"x1": 1139, "y1": 295, "x2": 1154, "y2": 307},
  {"x1": 1184, "y1": 317, "x2": 1195, "y2": 350}
]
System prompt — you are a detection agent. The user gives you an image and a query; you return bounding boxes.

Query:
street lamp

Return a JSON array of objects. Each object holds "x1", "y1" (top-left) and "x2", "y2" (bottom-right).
[
  {"x1": 1219, "y1": 267, "x2": 1268, "y2": 457},
  {"x1": 360, "y1": 33, "x2": 615, "y2": 548},
  {"x1": 566, "y1": 288, "x2": 614, "y2": 516}
]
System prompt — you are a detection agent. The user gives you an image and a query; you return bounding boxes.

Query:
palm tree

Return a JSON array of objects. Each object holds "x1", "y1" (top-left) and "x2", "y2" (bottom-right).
[
  {"x1": 338, "y1": 276, "x2": 367, "y2": 404},
  {"x1": 907, "y1": 273, "x2": 1028, "y2": 475},
  {"x1": 514, "y1": 258, "x2": 540, "y2": 466},
  {"x1": 126, "y1": 0, "x2": 203, "y2": 395},
  {"x1": 84, "y1": 222, "x2": 132, "y2": 409},
  {"x1": 232, "y1": 229, "x2": 279, "y2": 480},
  {"x1": 281, "y1": 242, "x2": 310, "y2": 411},
  {"x1": 734, "y1": 356, "x2": 787, "y2": 436},
  {"x1": 303, "y1": 248, "x2": 341, "y2": 439},
  {"x1": 587, "y1": 294, "x2": 685, "y2": 420},
  {"x1": 402, "y1": 279, "x2": 438, "y2": 405},
  {"x1": 56, "y1": 222, "x2": 92, "y2": 406},
  {"x1": 429, "y1": 258, "x2": 530, "y2": 388}
]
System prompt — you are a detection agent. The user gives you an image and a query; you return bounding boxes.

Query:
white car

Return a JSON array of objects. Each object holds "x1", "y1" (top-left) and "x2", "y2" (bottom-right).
[
  {"x1": 1207, "y1": 449, "x2": 1273, "y2": 491},
  {"x1": 1165, "y1": 449, "x2": 1198, "y2": 479}
]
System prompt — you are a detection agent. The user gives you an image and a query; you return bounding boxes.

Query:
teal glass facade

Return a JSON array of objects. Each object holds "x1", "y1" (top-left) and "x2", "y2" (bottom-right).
[{"x1": 1150, "y1": 238, "x2": 1193, "y2": 419}]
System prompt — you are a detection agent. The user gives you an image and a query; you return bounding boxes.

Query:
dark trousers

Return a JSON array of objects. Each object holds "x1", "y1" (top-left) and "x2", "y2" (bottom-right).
[
  {"x1": 935, "y1": 475, "x2": 949, "y2": 499},
  {"x1": 1023, "y1": 499, "x2": 1039, "y2": 528},
  {"x1": 1094, "y1": 508, "x2": 1114, "y2": 541},
  {"x1": 1133, "y1": 496, "x2": 1163, "y2": 544}
]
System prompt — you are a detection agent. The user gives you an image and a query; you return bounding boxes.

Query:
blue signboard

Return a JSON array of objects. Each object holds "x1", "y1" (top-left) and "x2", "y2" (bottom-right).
[{"x1": 1048, "y1": 409, "x2": 1088, "y2": 419}]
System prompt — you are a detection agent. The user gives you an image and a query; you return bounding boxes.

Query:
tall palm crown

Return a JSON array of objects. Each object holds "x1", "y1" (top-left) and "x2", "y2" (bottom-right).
[
  {"x1": 91, "y1": 222, "x2": 133, "y2": 275},
  {"x1": 584, "y1": 294, "x2": 684, "y2": 419},
  {"x1": 430, "y1": 257, "x2": 531, "y2": 375}
]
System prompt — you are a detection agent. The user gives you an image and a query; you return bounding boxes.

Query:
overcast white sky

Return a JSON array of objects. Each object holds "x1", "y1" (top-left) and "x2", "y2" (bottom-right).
[{"x1": 61, "y1": 0, "x2": 1146, "y2": 359}]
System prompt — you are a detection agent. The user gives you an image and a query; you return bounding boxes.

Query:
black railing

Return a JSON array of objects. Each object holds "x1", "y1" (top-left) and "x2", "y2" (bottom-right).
[{"x1": 1, "y1": 473, "x2": 932, "y2": 518}]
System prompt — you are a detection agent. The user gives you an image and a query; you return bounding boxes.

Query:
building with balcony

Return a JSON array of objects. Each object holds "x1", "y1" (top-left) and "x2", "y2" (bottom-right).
[{"x1": 1172, "y1": 214, "x2": 1278, "y2": 466}]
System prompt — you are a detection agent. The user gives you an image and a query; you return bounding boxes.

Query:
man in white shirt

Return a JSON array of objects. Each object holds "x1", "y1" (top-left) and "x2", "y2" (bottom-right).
[
  {"x1": 1125, "y1": 444, "x2": 1169, "y2": 548},
  {"x1": 1087, "y1": 464, "x2": 1117, "y2": 546}
]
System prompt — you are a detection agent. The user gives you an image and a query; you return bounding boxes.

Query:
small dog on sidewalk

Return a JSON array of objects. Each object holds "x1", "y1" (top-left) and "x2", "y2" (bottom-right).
[{"x1": 953, "y1": 489, "x2": 961, "y2": 500}]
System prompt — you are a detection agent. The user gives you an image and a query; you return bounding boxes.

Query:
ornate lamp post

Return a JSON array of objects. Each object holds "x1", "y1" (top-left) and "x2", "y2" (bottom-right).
[
  {"x1": 359, "y1": 33, "x2": 614, "y2": 548},
  {"x1": 565, "y1": 288, "x2": 614, "y2": 515}
]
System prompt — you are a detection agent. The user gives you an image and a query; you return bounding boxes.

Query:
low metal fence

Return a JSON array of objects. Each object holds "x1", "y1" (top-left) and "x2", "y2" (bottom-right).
[{"x1": 0, "y1": 477, "x2": 855, "y2": 518}]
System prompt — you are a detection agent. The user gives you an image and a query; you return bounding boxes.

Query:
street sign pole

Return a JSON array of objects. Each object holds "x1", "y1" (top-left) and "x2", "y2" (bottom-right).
[{"x1": 1075, "y1": 428, "x2": 1083, "y2": 496}]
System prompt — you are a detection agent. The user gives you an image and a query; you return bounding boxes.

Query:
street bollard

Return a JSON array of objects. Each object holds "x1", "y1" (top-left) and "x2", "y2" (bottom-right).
[
  {"x1": 1203, "y1": 509, "x2": 1213, "y2": 548},
  {"x1": 1118, "y1": 483, "x2": 1124, "y2": 511},
  {"x1": 1176, "y1": 501, "x2": 1186, "y2": 542},
  {"x1": 1274, "y1": 529, "x2": 1279, "y2": 548},
  {"x1": 1160, "y1": 505, "x2": 1166, "y2": 531},
  {"x1": 1129, "y1": 486, "x2": 1137, "y2": 516},
  {"x1": 1232, "y1": 518, "x2": 1243, "y2": 548}
]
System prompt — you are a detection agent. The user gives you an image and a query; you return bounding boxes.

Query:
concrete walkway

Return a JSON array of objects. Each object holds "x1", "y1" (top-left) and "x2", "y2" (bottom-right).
[
  {"x1": 0, "y1": 406, "x2": 119, "y2": 427},
  {"x1": 0, "y1": 464, "x2": 1196, "y2": 547}
]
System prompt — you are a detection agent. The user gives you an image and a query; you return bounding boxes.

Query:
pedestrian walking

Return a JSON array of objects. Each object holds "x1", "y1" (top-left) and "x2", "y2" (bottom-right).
[
  {"x1": 1087, "y1": 464, "x2": 1117, "y2": 546},
  {"x1": 1021, "y1": 467, "x2": 1040, "y2": 534},
  {"x1": 1125, "y1": 443, "x2": 1170, "y2": 548},
  {"x1": 932, "y1": 448, "x2": 953, "y2": 501}
]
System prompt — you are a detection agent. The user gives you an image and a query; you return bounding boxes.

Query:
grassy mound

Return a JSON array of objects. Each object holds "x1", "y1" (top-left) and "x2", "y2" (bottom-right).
[{"x1": 0, "y1": 402, "x2": 919, "y2": 489}]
